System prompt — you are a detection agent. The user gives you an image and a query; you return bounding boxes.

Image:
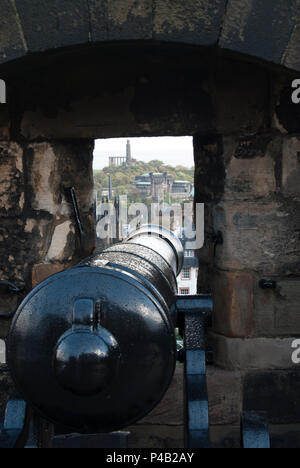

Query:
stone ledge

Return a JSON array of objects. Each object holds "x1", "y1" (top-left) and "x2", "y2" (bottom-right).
[{"x1": 209, "y1": 332, "x2": 300, "y2": 371}]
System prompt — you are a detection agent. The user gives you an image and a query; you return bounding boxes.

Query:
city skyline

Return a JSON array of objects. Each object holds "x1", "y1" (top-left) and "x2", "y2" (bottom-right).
[{"x1": 93, "y1": 137, "x2": 194, "y2": 170}]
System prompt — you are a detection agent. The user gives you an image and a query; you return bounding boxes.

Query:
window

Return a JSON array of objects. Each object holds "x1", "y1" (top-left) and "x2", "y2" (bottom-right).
[
  {"x1": 179, "y1": 288, "x2": 190, "y2": 295},
  {"x1": 182, "y1": 267, "x2": 191, "y2": 280},
  {"x1": 184, "y1": 250, "x2": 194, "y2": 258}
]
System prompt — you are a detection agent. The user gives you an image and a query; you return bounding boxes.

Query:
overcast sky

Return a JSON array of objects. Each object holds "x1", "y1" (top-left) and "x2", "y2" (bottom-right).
[{"x1": 93, "y1": 137, "x2": 194, "y2": 170}]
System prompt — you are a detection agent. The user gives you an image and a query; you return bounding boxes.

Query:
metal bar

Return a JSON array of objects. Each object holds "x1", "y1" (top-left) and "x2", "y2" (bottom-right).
[
  {"x1": 0, "y1": 395, "x2": 28, "y2": 448},
  {"x1": 177, "y1": 295, "x2": 212, "y2": 449},
  {"x1": 67, "y1": 187, "x2": 84, "y2": 244}
]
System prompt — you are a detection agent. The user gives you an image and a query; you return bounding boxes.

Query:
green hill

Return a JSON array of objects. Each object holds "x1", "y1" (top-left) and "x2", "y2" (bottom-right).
[{"x1": 94, "y1": 159, "x2": 194, "y2": 202}]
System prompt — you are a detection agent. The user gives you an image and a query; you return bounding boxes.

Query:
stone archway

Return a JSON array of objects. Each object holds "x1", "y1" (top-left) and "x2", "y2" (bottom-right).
[
  {"x1": 0, "y1": 18, "x2": 300, "y2": 446},
  {"x1": 1, "y1": 0, "x2": 300, "y2": 72}
]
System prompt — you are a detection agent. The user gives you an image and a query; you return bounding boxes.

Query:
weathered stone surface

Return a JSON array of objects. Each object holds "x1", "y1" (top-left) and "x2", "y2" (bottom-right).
[
  {"x1": 46, "y1": 221, "x2": 75, "y2": 262},
  {"x1": 213, "y1": 199, "x2": 300, "y2": 275},
  {"x1": 32, "y1": 263, "x2": 65, "y2": 287},
  {"x1": 210, "y1": 425, "x2": 240, "y2": 449},
  {"x1": 244, "y1": 371, "x2": 300, "y2": 423},
  {"x1": 24, "y1": 141, "x2": 95, "y2": 264},
  {"x1": 0, "y1": 140, "x2": 94, "y2": 293},
  {"x1": 15, "y1": 0, "x2": 89, "y2": 52},
  {"x1": 154, "y1": 0, "x2": 227, "y2": 45},
  {"x1": 207, "y1": 367, "x2": 241, "y2": 425},
  {"x1": 87, "y1": 0, "x2": 107, "y2": 42},
  {"x1": 0, "y1": 0, "x2": 26, "y2": 64},
  {"x1": 283, "y1": 22, "x2": 300, "y2": 71},
  {"x1": 139, "y1": 365, "x2": 241, "y2": 427},
  {"x1": 212, "y1": 270, "x2": 254, "y2": 338},
  {"x1": 89, "y1": 0, "x2": 153, "y2": 42},
  {"x1": 0, "y1": 0, "x2": 299, "y2": 74},
  {"x1": 220, "y1": 0, "x2": 300, "y2": 66},
  {"x1": 27, "y1": 140, "x2": 95, "y2": 223},
  {"x1": 194, "y1": 134, "x2": 225, "y2": 204},
  {"x1": 210, "y1": 333, "x2": 300, "y2": 371},
  {"x1": 21, "y1": 89, "x2": 139, "y2": 140},
  {"x1": 214, "y1": 61, "x2": 269, "y2": 135},
  {"x1": 255, "y1": 278, "x2": 300, "y2": 337},
  {"x1": 0, "y1": 142, "x2": 24, "y2": 217},
  {"x1": 223, "y1": 137, "x2": 277, "y2": 201},
  {"x1": 126, "y1": 425, "x2": 184, "y2": 449},
  {"x1": 19, "y1": 45, "x2": 217, "y2": 140},
  {"x1": 282, "y1": 137, "x2": 300, "y2": 199}
]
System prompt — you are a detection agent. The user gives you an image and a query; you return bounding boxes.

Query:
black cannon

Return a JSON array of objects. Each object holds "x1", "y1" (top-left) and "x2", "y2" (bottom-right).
[{"x1": 0, "y1": 225, "x2": 269, "y2": 448}]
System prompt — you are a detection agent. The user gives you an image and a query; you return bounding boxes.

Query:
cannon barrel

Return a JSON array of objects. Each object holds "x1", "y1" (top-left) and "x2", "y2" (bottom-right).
[{"x1": 7, "y1": 225, "x2": 184, "y2": 433}]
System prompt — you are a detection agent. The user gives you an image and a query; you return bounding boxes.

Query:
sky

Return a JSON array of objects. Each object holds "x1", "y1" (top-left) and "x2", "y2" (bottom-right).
[{"x1": 93, "y1": 137, "x2": 194, "y2": 170}]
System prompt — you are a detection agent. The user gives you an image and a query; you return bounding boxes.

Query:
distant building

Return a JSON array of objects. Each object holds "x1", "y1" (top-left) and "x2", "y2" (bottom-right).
[
  {"x1": 133, "y1": 172, "x2": 192, "y2": 200},
  {"x1": 109, "y1": 140, "x2": 133, "y2": 167},
  {"x1": 172, "y1": 180, "x2": 193, "y2": 199},
  {"x1": 177, "y1": 246, "x2": 198, "y2": 295}
]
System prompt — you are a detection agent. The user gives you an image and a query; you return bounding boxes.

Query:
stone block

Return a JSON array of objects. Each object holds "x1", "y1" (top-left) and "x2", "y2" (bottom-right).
[
  {"x1": 219, "y1": 0, "x2": 300, "y2": 66},
  {"x1": 214, "y1": 62, "x2": 269, "y2": 135},
  {"x1": 207, "y1": 367, "x2": 241, "y2": 425},
  {"x1": 210, "y1": 333, "x2": 300, "y2": 371},
  {"x1": 139, "y1": 365, "x2": 241, "y2": 427},
  {"x1": 283, "y1": 22, "x2": 300, "y2": 71},
  {"x1": 194, "y1": 134, "x2": 225, "y2": 204},
  {"x1": 45, "y1": 221, "x2": 75, "y2": 263},
  {"x1": 27, "y1": 141, "x2": 94, "y2": 216},
  {"x1": 153, "y1": 0, "x2": 227, "y2": 45},
  {"x1": 32, "y1": 263, "x2": 65, "y2": 288},
  {"x1": 223, "y1": 136, "x2": 277, "y2": 200},
  {"x1": 0, "y1": 0, "x2": 26, "y2": 64},
  {"x1": 89, "y1": 0, "x2": 153, "y2": 42},
  {"x1": 15, "y1": 0, "x2": 89, "y2": 53},
  {"x1": 255, "y1": 278, "x2": 300, "y2": 337},
  {"x1": 210, "y1": 425, "x2": 240, "y2": 449},
  {"x1": 126, "y1": 425, "x2": 184, "y2": 449},
  {"x1": 213, "y1": 199, "x2": 300, "y2": 275},
  {"x1": 212, "y1": 270, "x2": 254, "y2": 338},
  {"x1": 0, "y1": 142, "x2": 24, "y2": 217},
  {"x1": 244, "y1": 371, "x2": 300, "y2": 424}
]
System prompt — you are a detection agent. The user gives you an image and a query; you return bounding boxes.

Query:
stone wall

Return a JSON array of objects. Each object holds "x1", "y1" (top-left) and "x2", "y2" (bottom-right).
[
  {"x1": 0, "y1": 139, "x2": 95, "y2": 338},
  {"x1": 0, "y1": 42, "x2": 299, "y2": 447}
]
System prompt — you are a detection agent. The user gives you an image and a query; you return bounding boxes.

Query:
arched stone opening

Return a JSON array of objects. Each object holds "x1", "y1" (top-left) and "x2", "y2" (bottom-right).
[{"x1": 0, "y1": 40, "x2": 300, "y2": 447}]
